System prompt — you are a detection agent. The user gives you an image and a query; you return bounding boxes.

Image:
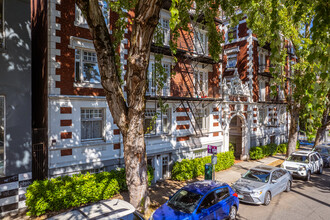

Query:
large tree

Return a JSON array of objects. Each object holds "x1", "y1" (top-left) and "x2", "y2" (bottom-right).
[
  {"x1": 223, "y1": 0, "x2": 330, "y2": 156},
  {"x1": 76, "y1": 0, "x2": 223, "y2": 211}
]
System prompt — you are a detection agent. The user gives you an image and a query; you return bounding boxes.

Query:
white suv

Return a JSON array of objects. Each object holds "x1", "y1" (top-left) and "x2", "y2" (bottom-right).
[{"x1": 281, "y1": 150, "x2": 323, "y2": 181}]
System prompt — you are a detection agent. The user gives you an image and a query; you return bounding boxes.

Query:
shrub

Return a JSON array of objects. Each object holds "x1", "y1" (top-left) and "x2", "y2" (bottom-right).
[
  {"x1": 171, "y1": 151, "x2": 235, "y2": 181},
  {"x1": 26, "y1": 166, "x2": 153, "y2": 216},
  {"x1": 249, "y1": 143, "x2": 290, "y2": 160},
  {"x1": 296, "y1": 140, "x2": 300, "y2": 149}
]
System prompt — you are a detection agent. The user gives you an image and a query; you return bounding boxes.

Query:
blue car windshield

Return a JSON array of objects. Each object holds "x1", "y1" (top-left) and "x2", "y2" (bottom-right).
[
  {"x1": 167, "y1": 189, "x2": 203, "y2": 213},
  {"x1": 242, "y1": 170, "x2": 270, "y2": 183}
]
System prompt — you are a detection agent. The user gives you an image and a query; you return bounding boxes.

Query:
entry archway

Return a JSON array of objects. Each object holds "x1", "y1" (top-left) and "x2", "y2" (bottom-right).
[{"x1": 229, "y1": 115, "x2": 244, "y2": 159}]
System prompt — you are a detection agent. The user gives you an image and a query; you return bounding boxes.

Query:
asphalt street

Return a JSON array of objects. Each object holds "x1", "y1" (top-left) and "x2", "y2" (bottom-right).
[{"x1": 236, "y1": 167, "x2": 330, "y2": 220}]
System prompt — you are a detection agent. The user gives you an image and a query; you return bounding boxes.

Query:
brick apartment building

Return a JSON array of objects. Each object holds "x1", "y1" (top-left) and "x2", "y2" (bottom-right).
[{"x1": 29, "y1": 0, "x2": 290, "y2": 184}]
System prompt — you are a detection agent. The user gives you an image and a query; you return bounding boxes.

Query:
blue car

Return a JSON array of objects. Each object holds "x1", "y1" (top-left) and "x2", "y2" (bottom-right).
[{"x1": 150, "y1": 180, "x2": 239, "y2": 220}]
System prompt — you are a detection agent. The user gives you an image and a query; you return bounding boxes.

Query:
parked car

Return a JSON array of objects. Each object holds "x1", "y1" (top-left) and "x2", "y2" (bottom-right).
[
  {"x1": 49, "y1": 199, "x2": 144, "y2": 220},
  {"x1": 313, "y1": 145, "x2": 330, "y2": 168},
  {"x1": 281, "y1": 150, "x2": 324, "y2": 181},
  {"x1": 150, "y1": 180, "x2": 239, "y2": 220},
  {"x1": 231, "y1": 165, "x2": 292, "y2": 206}
]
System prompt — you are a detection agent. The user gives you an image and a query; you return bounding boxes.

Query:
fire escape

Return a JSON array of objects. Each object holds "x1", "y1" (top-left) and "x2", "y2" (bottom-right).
[{"x1": 147, "y1": 6, "x2": 223, "y2": 137}]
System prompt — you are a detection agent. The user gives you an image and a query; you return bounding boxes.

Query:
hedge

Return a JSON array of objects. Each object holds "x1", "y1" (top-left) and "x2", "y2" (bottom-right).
[
  {"x1": 249, "y1": 141, "x2": 300, "y2": 160},
  {"x1": 26, "y1": 166, "x2": 154, "y2": 216},
  {"x1": 171, "y1": 151, "x2": 235, "y2": 181}
]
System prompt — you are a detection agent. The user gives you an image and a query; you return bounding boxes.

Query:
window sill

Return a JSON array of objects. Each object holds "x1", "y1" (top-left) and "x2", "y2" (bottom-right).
[
  {"x1": 74, "y1": 22, "x2": 89, "y2": 29},
  {"x1": 74, "y1": 82, "x2": 103, "y2": 88}
]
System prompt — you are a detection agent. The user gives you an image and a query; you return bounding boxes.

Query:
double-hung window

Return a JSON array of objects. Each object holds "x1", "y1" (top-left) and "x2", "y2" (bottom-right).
[
  {"x1": 226, "y1": 54, "x2": 237, "y2": 69},
  {"x1": 259, "y1": 80, "x2": 266, "y2": 101},
  {"x1": 0, "y1": 0, "x2": 4, "y2": 48},
  {"x1": 75, "y1": 1, "x2": 109, "y2": 28},
  {"x1": 195, "y1": 108, "x2": 208, "y2": 131},
  {"x1": 259, "y1": 52, "x2": 267, "y2": 73},
  {"x1": 194, "y1": 30, "x2": 208, "y2": 55},
  {"x1": 227, "y1": 27, "x2": 237, "y2": 42},
  {"x1": 194, "y1": 71, "x2": 208, "y2": 97},
  {"x1": 148, "y1": 62, "x2": 171, "y2": 96},
  {"x1": 258, "y1": 108, "x2": 267, "y2": 125},
  {"x1": 75, "y1": 49, "x2": 101, "y2": 84},
  {"x1": 162, "y1": 108, "x2": 171, "y2": 134},
  {"x1": 81, "y1": 109, "x2": 104, "y2": 141},
  {"x1": 160, "y1": 18, "x2": 170, "y2": 46},
  {"x1": 0, "y1": 96, "x2": 5, "y2": 176},
  {"x1": 144, "y1": 109, "x2": 156, "y2": 135}
]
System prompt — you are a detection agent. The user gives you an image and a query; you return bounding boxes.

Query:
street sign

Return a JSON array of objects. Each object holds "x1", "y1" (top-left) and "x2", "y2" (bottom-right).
[{"x1": 207, "y1": 145, "x2": 217, "y2": 154}]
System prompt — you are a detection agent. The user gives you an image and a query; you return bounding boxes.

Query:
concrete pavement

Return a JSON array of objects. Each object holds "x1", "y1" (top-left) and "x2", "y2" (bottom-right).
[{"x1": 215, "y1": 154, "x2": 286, "y2": 185}]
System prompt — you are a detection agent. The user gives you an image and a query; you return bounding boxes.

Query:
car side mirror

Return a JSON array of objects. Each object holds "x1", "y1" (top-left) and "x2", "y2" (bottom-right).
[{"x1": 271, "y1": 179, "x2": 277, "y2": 184}]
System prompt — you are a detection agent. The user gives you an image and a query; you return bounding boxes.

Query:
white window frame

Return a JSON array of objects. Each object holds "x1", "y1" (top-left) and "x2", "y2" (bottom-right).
[
  {"x1": 226, "y1": 54, "x2": 237, "y2": 69},
  {"x1": 161, "y1": 108, "x2": 172, "y2": 134},
  {"x1": 75, "y1": 48, "x2": 101, "y2": 84},
  {"x1": 160, "y1": 17, "x2": 170, "y2": 46},
  {"x1": 226, "y1": 26, "x2": 238, "y2": 43},
  {"x1": 259, "y1": 80, "x2": 266, "y2": 101},
  {"x1": 81, "y1": 108, "x2": 105, "y2": 141},
  {"x1": 144, "y1": 108, "x2": 157, "y2": 135},
  {"x1": 75, "y1": 2, "x2": 109, "y2": 29},
  {"x1": 258, "y1": 108, "x2": 267, "y2": 125},
  {"x1": 0, "y1": 0, "x2": 4, "y2": 48},
  {"x1": 0, "y1": 95, "x2": 5, "y2": 177},
  {"x1": 147, "y1": 57, "x2": 172, "y2": 97},
  {"x1": 194, "y1": 28, "x2": 208, "y2": 55},
  {"x1": 194, "y1": 70, "x2": 208, "y2": 98},
  {"x1": 195, "y1": 108, "x2": 209, "y2": 131}
]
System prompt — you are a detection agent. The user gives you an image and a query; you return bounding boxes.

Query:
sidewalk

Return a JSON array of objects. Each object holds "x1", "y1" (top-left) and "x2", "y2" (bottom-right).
[{"x1": 3, "y1": 155, "x2": 285, "y2": 220}]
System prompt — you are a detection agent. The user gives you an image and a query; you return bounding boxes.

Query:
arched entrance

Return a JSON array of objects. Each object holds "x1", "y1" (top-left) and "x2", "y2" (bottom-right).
[{"x1": 229, "y1": 116, "x2": 243, "y2": 159}]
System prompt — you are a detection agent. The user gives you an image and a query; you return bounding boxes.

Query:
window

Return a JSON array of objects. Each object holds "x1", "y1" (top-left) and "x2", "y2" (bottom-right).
[
  {"x1": 81, "y1": 109, "x2": 104, "y2": 141},
  {"x1": 162, "y1": 108, "x2": 171, "y2": 134},
  {"x1": 75, "y1": 1, "x2": 109, "y2": 28},
  {"x1": 160, "y1": 18, "x2": 170, "y2": 46},
  {"x1": 195, "y1": 108, "x2": 208, "y2": 130},
  {"x1": 0, "y1": 0, "x2": 3, "y2": 48},
  {"x1": 194, "y1": 30, "x2": 208, "y2": 55},
  {"x1": 144, "y1": 108, "x2": 156, "y2": 135},
  {"x1": 147, "y1": 62, "x2": 171, "y2": 96},
  {"x1": 226, "y1": 55, "x2": 237, "y2": 69},
  {"x1": 0, "y1": 96, "x2": 4, "y2": 176},
  {"x1": 144, "y1": 108, "x2": 172, "y2": 135},
  {"x1": 259, "y1": 52, "x2": 266, "y2": 72},
  {"x1": 259, "y1": 108, "x2": 267, "y2": 125},
  {"x1": 227, "y1": 27, "x2": 237, "y2": 42},
  {"x1": 280, "y1": 108, "x2": 286, "y2": 124},
  {"x1": 75, "y1": 4, "x2": 87, "y2": 27},
  {"x1": 259, "y1": 81, "x2": 266, "y2": 101},
  {"x1": 75, "y1": 49, "x2": 101, "y2": 83},
  {"x1": 215, "y1": 187, "x2": 230, "y2": 201},
  {"x1": 199, "y1": 192, "x2": 217, "y2": 210},
  {"x1": 194, "y1": 71, "x2": 208, "y2": 97}
]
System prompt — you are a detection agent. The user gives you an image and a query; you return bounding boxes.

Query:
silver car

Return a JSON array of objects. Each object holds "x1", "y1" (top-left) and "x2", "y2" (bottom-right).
[{"x1": 232, "y1": 165, "x2": 292, "y2": 206}]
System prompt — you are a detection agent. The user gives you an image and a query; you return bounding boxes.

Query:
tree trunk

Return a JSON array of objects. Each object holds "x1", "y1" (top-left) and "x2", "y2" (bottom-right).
[
  {"x1": 313, "y1": 104, "x2": 330, "y2": 148},
  {"x1": 76, "y1": 0, "x2": 162, "y2": 211},
  {"x1": 287, "y1": 106, "x2": 299, "y2": 157}
]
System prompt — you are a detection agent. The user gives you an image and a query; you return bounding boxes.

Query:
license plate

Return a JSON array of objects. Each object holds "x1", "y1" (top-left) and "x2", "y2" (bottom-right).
[{"x1": 238, "y1": 194, "x2": 244, "y2": 199}]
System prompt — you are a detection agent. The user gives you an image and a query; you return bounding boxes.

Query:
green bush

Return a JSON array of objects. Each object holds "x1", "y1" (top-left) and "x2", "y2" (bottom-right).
[
  {"x1": 250, "y1": 143, "x2": 290, "y2": 160},
  {"x1": 296, "y1": 140, "x2": 300, "y2": 149},
  {"x1": 171, "y1": 151, "x2": 235, "y2": 181},
  {"x1": 26, "y1": 166, "x2": 154, "y2": 216}
]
